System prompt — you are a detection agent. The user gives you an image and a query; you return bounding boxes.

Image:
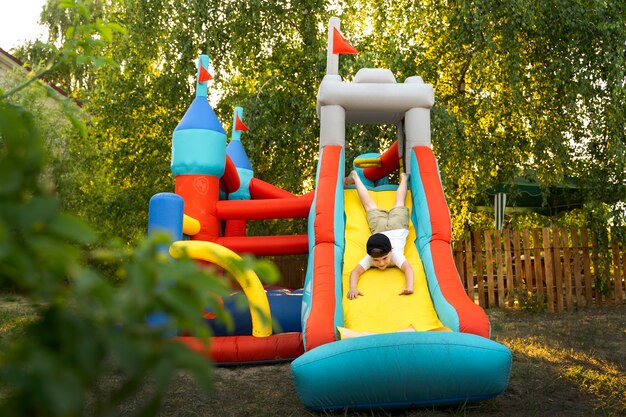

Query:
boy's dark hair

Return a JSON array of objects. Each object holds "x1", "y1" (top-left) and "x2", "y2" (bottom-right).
[{"x1": 366, "y1": 233, "x2": 392, "y2": 257}]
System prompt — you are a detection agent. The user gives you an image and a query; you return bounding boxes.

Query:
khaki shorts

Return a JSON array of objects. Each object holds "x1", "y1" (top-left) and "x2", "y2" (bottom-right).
[{"x1": 366, "y1": 207, "x2": 409, "y2": 234}]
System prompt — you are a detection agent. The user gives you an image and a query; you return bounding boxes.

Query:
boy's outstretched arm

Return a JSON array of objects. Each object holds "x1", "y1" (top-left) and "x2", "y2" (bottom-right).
[
  {"x1": 348, "y1": 264, "x2": 366, "y2": 299},
  {"x1": 399, "y1": 260, "x2": 414, "y2": 295}
]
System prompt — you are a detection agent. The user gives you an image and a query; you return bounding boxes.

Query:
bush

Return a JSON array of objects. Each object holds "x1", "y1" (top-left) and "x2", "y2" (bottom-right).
[
  {"x1": 0, "y1": 5, "x2": 254, "y2": 412},
  {"x1": 0, "y1": 91, "x2": 241, "y2": 415}
]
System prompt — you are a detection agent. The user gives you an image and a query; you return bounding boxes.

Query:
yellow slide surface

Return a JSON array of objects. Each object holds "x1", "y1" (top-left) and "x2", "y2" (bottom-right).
[{"x1": 342, "y1": 188, "x2": 444, "y2": 333}]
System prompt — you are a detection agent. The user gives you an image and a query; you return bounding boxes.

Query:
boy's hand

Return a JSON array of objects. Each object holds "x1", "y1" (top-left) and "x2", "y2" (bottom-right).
[
  {"x1": 399, "y1": 288, "x2": 413, "y2": 296},
  {"x1": 347, "y1": 288, "x2": 364, "y2": 299}
]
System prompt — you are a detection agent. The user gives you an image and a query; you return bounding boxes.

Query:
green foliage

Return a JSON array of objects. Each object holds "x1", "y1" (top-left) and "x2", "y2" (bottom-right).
[
  {"x1": 0, "y1": 68, "x2": 86, "y2": 227},
  {"x1": 0, "y1": 95, "x2": 231, "y2": 415},
  {"x1": 0, "y1": 3, "x2": 269, "y2": 415},
  {"x1": 513, "y1": 283, "x2": 546, "y2": 313},
  {"x1": 2, "y1": 84, "x2": 233, "y2": 416},
  {"x1": 412, "y1": 0, "x2": 626, "y2": 240},
  {"x1": 14, "y1": 0, "x2": 626, "y2": 243}
]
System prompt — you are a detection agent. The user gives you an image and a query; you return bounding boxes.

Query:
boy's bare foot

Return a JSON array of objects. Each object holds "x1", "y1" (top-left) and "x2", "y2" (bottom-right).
[{"x1": 345, "y1": 170, "x2": 358, "y2": 185}]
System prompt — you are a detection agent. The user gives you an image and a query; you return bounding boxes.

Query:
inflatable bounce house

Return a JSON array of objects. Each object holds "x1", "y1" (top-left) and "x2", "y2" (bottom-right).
[
  {"x1": 148, "y1": 54, "x2": 310, "y2": 364},
  {"x1": 148, "y1": 16, "x2": 512, "y2": 411}
]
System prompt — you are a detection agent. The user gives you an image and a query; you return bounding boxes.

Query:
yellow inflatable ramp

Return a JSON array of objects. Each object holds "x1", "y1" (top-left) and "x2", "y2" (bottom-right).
[{"x1": 342, "y1": 188, "x2": 444, "y2": 334}]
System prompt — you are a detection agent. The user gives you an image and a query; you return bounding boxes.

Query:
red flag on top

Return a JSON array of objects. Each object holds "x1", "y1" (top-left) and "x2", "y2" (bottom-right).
[
  {"x1": 235, "y1": 113, "x2": 248, "y2": 131},
  {"x1": 332, "y1": 27, "x2": 359, "y2": 55},
  {"x1": 198, "y1": 65, "x2": 213, "y2": 83}
]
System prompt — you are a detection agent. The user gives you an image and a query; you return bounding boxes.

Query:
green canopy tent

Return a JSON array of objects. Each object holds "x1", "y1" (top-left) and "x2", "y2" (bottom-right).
[{"x1": 483, "y1": 174, "x2": 584, "y2": 230}]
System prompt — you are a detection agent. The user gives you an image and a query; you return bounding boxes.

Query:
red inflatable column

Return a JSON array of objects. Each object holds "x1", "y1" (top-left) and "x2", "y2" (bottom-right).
[
  {"x1": 305, "y1": 145, "x2": 342, "y2": 350},
  {"x1": 175, "y1": 175, "x2": 220, "y2": 241}
]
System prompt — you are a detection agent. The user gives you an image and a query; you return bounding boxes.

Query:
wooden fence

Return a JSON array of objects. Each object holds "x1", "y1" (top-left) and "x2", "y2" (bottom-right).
[
  {"x1": 453, "y1": 227, "x2": 626, "y2": 311},
  {"x1": 270, "y1": 227, "x2": 626, "y2": 312},
  {"x1": 267, "y1": 255, "x2": 308, "y2": 290}
]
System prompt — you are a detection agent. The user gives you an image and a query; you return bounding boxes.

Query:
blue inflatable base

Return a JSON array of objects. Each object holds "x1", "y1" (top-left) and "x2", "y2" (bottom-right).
[
  {"x1": 206, "y1": 289, "x2": 303, "y2": 336},
  {"x1": 291, "y1": 331, "x2": 511, "y2": 410}
]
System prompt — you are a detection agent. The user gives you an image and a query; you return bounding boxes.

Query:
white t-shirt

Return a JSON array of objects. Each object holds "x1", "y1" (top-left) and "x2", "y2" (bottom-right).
[{"x1": 358, "y1": 228, "x2": 409, "y2": 270}]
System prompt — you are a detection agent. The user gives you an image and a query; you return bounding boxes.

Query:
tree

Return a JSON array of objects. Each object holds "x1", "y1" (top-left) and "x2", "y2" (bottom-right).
[
  {"x1": 0, "y1": 60, "x2": 224, "y2": 417},
  {"x1": 327, "y1": 0, "x2": 626, "y2": 238},
  {"x1": 16, "y1": 0, "x2": 625, "y2": 244},
  {"x1": 0, "y1": 66, "x2": 84, "y2": 206},
  {"x1": 0, "y1": 5, "x2": 236, "y2": 415}
]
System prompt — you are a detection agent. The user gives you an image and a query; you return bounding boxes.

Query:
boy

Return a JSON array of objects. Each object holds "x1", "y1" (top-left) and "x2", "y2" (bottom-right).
[{"x1": 346, "y1": 170, "x2": 414, "y2": 300}]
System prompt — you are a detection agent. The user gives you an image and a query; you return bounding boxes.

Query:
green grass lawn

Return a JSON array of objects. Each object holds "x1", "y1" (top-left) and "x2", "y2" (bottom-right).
[
  {"x1": 1, "y1": 294, "x2": 624, "y2": 417},
  {"x1": 156, "y1": 306, "x2": 625, "y2": 417}
]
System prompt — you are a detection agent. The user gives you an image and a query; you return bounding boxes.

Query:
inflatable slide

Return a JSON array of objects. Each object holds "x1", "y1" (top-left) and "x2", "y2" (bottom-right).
[
  {"x1": 146, "y1": 16, "x2": 511, "y2": 410},
  {"x1": 291, "y1": 18, "x2": 512, "y2": 410}
]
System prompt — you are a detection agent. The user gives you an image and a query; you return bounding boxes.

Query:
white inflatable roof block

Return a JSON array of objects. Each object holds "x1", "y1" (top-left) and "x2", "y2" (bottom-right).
[
  {"x1": 322, "y1": 74, "x2": 342, "y2": 83},
  {"x1": 345, "y1": 110, "x2": 404, "y2": 125},
  {"x1": 405, "y1": 75, "x2": 424, "y2": 84},
  {"x1": 318, "y1": 80, "x2": 435, "y2": 111},
  {"x1": 354, "y1": 68, "x2": 397, "y2": 84}
]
